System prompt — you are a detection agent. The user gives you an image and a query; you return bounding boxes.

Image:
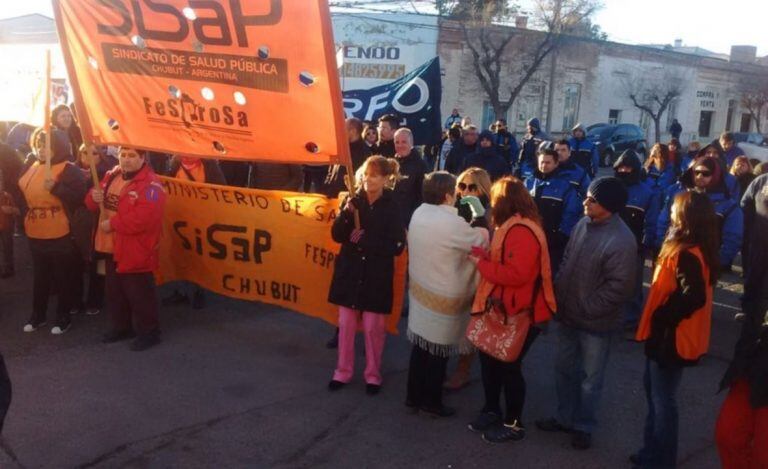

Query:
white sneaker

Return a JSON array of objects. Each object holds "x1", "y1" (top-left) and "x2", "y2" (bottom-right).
[
  {"x1": 23, "y1": 322, "x2": 46, "y2": 333},
  {"x1": 51, "y1": 323, "x2": 71, "y2": 335},
  {"x1": 85, "y1": 308, "x2": 100, "y2": 316}
]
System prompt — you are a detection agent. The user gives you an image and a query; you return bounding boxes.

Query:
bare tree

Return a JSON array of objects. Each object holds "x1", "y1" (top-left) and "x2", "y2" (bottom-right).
[
  {"x1": 621, "y1": 67, "x2": 688, "y2": 143},
  {"x1": 740, "y1": 76, "x2": 768, "y2": 134},
  {"x1": 444, "y1": 0, "x2": 600, "y2": 122}
]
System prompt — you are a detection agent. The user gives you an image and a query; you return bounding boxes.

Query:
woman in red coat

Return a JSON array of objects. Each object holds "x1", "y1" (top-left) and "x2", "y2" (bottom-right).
[{"x1": 467, "y1": 176, "x2": 556, "y2": 443}]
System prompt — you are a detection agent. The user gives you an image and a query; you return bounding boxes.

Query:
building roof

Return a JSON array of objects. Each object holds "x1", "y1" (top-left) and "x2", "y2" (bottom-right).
[
  {"x1": 0, "y1": 14, "x2": 57, "y2": 44},
  {"x1": 641, "y1": 43, "x2": 730, "y2": 60}
]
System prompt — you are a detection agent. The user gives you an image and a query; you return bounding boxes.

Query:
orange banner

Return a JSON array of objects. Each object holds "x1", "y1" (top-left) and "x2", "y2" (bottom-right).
[
  {"x1": 156, "y1": 177, "x2": 406, "y2": 334},
  {"x1": 52, "y1": 0, "x2": 348, "y2": 164}
]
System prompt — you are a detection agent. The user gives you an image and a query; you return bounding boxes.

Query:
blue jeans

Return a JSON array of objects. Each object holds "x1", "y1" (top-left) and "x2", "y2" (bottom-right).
[
  {"x1": 637, "y1": 359, "x2": 683, "y2": 468},
  {"x1": 555, "y1": 322, "x2": 613, "y2": 433},
  {"x1": 623, "y1": 252, "x2": 646, "y2": 327}
]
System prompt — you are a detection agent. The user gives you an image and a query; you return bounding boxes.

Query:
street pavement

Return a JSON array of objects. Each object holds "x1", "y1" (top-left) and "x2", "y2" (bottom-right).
[{"x1": 0, "y1": 240, "x2": 743, "y2": 469}]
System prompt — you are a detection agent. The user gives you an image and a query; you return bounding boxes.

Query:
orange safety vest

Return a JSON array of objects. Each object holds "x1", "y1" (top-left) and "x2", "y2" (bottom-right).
[
  {"x1": 635, "y1": 247, "x2": 713, "y2": 361},
  {"x1": 18, "y1": 161, "x2": 70, "y2": 239},
  {"x1": 94, "y1": 174, "x2": 129, "y2": 254},
  {"x1": 471, "y1": 215, "x2": 557, "y2": 324},
  {"x1": 175, "y1": 164, "x2": 206, "y2": 183}
]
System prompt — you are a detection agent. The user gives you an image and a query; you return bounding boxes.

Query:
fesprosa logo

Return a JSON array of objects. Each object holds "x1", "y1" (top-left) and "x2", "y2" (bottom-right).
[{"x1": 93, "y1": 0, "x2": 287, "y2": 134}]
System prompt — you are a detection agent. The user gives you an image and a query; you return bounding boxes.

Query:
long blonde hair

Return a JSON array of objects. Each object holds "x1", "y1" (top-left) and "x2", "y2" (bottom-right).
[
  {"x1": 644, "y1": 143, "x2": 670, "y2": 171},
  {"x1": 457, "y1": 167, "x2": 492, "y2": 199},
  {"x1": 729, "y1": 155, "x2": 753, "y2": 176}
]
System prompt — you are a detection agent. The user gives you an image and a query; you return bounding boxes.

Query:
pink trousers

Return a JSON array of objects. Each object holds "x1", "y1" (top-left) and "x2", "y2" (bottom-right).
[{"x1": 332, "y1": 306, "x2": 387, "y2": 385}]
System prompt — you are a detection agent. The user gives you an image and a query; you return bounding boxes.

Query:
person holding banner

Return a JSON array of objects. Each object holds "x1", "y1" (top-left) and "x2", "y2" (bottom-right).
[
  {"x1": 18, "y1": 129, "x2": 87, "y2": 334},
  {"x1": 406, "y1": 171, "x2": 489, "y2": 417},
  {"x1": 87, "y1": 148, "x2": 166, "y2": 351},
  {"x1": 328, "y1": 156, "x2": 406, "y2": 395}
]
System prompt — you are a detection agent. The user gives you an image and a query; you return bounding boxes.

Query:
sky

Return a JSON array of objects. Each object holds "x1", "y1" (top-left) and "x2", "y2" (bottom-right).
[{"x1": 1, "y1": 0, "x2": 766, "y2": 56}]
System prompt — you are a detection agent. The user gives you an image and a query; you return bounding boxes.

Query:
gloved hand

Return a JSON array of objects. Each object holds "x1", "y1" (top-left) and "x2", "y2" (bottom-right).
[{"x1": 459, "y1": 195, "x2": 486, "y2": 219}]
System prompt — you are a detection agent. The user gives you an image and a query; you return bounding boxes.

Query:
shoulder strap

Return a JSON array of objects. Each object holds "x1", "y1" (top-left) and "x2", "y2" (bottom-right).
[{"x1": 512, "y1": 223, "x2": 544, "y2": 314}]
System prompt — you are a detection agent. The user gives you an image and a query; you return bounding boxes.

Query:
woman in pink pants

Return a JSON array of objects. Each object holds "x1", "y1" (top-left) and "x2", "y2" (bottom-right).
[{"x1": 327, "y1": 155, "x2": 406, "y2": 395}]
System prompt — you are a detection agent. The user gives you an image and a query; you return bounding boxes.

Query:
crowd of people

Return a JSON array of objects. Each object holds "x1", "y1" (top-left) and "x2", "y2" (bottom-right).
[
  {"x1": 323, "y1": 112, "x2": 768, "y2": 468},
  {"x1": 1, "y1": 103, "x2": 767, "y2": 468}
]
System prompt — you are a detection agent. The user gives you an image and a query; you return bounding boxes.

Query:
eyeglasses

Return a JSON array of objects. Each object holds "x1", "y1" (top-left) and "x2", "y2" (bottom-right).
[
  {"x1": 694, "y1": 170, "x2": 712, "y2": 177},
  {"x1": 585, "y1": 196, "x2": 597, "y2": 205},
  {"x1": 458, "y1": 182, "x2": 478, "y2": 191}
]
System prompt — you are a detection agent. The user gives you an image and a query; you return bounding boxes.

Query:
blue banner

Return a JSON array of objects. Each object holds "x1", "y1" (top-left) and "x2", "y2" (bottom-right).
[{"x1": 342, "y1": 57, "x2": 442, "y2": 145}]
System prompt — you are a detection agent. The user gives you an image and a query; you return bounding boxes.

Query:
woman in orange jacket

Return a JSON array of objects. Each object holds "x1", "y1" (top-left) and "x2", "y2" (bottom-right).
[{"x1": 632, "y1": 191, "x2": 719, "y2": 468}]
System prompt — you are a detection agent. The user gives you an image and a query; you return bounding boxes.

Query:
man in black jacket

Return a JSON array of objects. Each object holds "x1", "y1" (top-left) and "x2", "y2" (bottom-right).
[
  {"x1": 445, "y1": 125, "x2": 478, "y2": 175},
  {"x1": 391, "y1": 128, "x2": 427, "y2": 228},
  {"x1": 375, "y1": 114, "x2": 399, "y2": 158},
  {"x1": 324, "y1": 118, "x2": 371, "y2": 198}
]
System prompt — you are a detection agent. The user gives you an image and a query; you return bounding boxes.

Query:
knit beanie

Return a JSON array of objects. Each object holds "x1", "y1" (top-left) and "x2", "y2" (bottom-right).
[{"x1": 588, "y1": 177, "x2": 628, "y2": 214}]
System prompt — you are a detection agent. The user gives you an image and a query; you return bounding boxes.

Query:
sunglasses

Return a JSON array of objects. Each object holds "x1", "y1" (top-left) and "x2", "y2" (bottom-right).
[
  {"x1": 694, "y1": 170, "x2": 712, "y2": 177},
  {"x1": 458, "y1": 182, "x2": 478, "y2": 191},
  {"x1": 585, "y1": 196, "x2": 597, "y2": 205}
]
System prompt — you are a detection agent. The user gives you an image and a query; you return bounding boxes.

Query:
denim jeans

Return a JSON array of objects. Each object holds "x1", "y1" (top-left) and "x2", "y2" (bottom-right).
[
  {"x1": 555, "y1": 322, "x2": 613, "y2": 433},
  {"x1": 638, "y1": 358, "x2": 683, "y2": 468}
]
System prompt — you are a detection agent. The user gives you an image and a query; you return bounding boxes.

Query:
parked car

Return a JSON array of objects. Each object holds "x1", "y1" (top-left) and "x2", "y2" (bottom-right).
[
  {"x1": 587, "y1": 124, "x2": 648, "y2": 166},
  {"x1": 586, "y1": 122, "x2": 609, "y2": 132},
  {"x1": 733, "y1": 132, "x2": 768, "y2": 165}
]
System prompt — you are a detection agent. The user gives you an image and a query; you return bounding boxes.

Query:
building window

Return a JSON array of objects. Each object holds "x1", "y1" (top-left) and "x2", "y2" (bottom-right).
[
  {"x1": 666, "y1": 99, "x2": 679, "y2": 130},
  {"x1": 699, "y1": 111, "x2": 714, "y2": 138},
  {"x1": 726, "y1": 99, "x2": 737, "y2": 131},
  {"x1": 740, "y1": 113, "x2": 752, "y2": 132},
  {"x1": 608, "y1": 109, "x2": 621, "y2": 125},
  {"x1": 515, "y1": 97, "x2": 539, "y2": 133},
  {"x1": 562, "y1": 83, "x2": 581, "y2": 131}
]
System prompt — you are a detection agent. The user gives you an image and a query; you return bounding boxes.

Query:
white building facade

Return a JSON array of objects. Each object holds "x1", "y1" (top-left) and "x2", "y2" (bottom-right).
[
  {"x1": 331, "y1": 12, "x2": 439, "y2": 91},
  {"x1": 438, "y1": 19, "x2": 768, "y2": 143}
]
